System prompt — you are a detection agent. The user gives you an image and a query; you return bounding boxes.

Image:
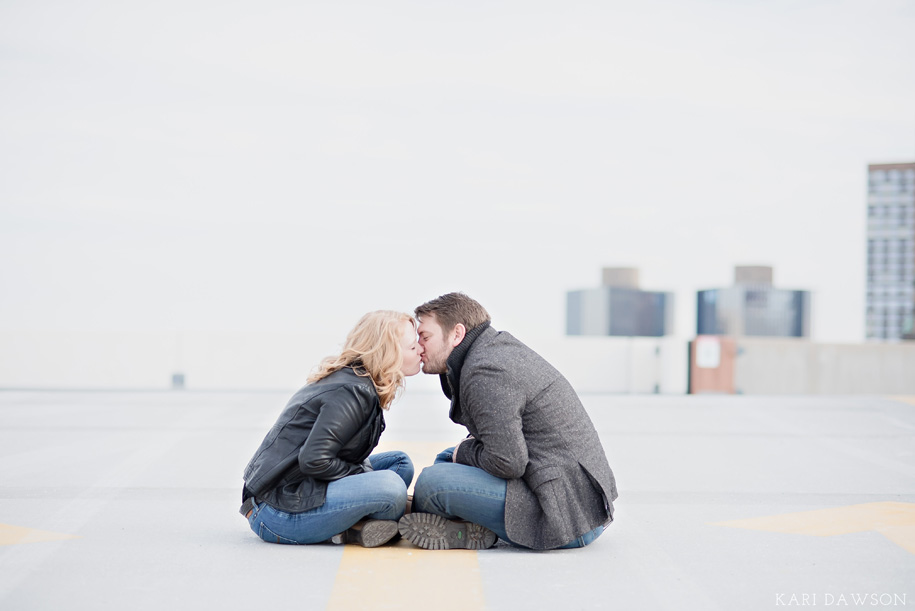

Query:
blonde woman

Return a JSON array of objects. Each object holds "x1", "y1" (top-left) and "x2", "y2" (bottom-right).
[{"x1": 240, "y1": 311, "x2": 423, "y2": 547}]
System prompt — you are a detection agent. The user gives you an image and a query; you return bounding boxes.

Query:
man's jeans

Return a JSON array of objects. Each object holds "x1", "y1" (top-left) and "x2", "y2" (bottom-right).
[
  {"x1": 412, "y1": 448, "x2": 603, "y2": 550},
  {"x1": 247, "y1": 451, "x2": 413, "y2": 545}
]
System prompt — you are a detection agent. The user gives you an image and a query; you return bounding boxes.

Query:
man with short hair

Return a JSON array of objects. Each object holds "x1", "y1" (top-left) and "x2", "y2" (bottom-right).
[{"x1": 397, "y1": 292, "x2": 617, "y2": 550}]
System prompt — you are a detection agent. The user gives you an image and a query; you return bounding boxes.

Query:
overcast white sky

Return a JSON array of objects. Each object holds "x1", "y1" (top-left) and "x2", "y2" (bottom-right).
[{"x1": 2, "y1": 0, "x2": 914, "y2": 355}]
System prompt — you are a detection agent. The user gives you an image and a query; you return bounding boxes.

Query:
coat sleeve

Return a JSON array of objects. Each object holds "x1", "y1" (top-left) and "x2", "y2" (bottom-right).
[
  {"x1": 453, "y1": 360, "x2": 528, "y2": 479},
  {"x1": 297, "y1": 384, "x2": 375, "y2": 481}
]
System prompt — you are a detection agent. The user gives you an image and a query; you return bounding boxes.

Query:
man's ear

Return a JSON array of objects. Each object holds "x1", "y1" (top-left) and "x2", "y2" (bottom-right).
[{"x1": 450, "y1": 323, "x2": 466, "y2": 347}]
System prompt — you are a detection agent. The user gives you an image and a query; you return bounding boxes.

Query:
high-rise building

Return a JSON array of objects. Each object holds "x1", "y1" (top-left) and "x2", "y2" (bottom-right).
[
  {"x1": 697, "y1": 266, "x2": 810, "y2": 337},
  {"x1": 866, "y1": 162, "x2": 915, "y2": 341},
  {"x1": 567, "y1": 267, "x2": 674, "y2": 337}
]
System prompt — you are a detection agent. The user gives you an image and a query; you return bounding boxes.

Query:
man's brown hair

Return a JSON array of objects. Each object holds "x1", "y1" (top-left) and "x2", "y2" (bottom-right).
[{"x1": 414, "y1": 292, "x2": 491, "y2": 334}]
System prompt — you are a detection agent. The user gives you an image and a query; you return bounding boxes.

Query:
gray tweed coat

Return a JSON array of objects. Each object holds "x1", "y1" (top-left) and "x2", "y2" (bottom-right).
[{"x1": 447, "y1": 323, "x2": 618, "y2": 549}]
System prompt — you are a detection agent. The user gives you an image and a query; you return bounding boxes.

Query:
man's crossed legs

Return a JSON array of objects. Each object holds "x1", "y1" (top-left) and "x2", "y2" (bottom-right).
[{"x1": 399, "y1": 448, "x2": 603, "y2": 550}]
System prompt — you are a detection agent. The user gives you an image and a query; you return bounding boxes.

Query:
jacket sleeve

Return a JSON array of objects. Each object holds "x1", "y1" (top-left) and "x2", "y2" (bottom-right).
[
  {"x1": 297, "y1": 384, "x2": 375, "y2": 481},
  {"x1": 453, "y1": 361, "x2": 528, "y2": 479}
]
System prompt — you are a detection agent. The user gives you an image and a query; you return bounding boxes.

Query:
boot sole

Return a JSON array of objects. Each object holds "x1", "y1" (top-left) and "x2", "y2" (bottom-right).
[
  {"x1": 398, "y1": 513, "x2": 497, "y2": 550},
  {"x1": 347, "y1": 520, "x2": 399, "y2": 548}
]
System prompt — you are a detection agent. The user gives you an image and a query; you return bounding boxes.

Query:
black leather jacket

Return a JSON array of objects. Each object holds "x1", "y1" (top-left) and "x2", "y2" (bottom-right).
[{"x1": 242, "y1": 366, "x2": 385, "y2": 513}]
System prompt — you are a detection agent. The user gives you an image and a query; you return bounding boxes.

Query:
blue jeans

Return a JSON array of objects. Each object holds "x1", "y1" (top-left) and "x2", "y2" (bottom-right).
[
  {"x1": 248, "y1": 451, "x2": 413, "y2": 545},
  {"x1": 412, "y1": 448, "x2": 603, "y2": 550}
]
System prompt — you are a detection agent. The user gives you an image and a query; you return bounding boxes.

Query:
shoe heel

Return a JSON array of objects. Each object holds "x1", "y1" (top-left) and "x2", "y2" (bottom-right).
[{"x1": 347, "y1": 519, "x2": 398, "y2": 548}]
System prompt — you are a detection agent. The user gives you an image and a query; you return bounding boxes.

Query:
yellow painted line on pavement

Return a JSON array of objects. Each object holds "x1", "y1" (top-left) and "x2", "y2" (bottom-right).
[
  {"x1": 326, "y1": 440, "x2": 487, "y2": 610},
  {"x1": 711, "y1": 502, "x2": 915, "y2": 554},
  {"x1": 889, "y1": 395, "x2": 915, "y2": 406},
  {"x1": 327, "y1": 539, "x2": 486, "y2": 610},
  {"x1": 0, "y1": 523, "x2": 80, "y2": 546}
]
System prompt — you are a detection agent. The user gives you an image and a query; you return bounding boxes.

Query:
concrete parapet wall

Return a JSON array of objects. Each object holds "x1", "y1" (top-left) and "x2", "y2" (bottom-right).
[
  {"x1": 528, "y1": 336, "x2": 688, "y2": 395},
  {"x1": 733, "y1": 338, "x2": 915, "y2": 394},
  {"x1": 3, "y1": 330, "x2": 911, "y2": 394},
  {"x1": 0, "y1": 330, "x2": 690, "y2": 394}
]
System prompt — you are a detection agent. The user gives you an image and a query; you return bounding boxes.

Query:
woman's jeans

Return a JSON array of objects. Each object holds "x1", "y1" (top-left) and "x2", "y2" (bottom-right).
[
  {"x1": 412, "y1": 448, "x2": 603, "y2": 550},
  {"x1": 248, "y1": 451, "x2": 413, "y2": 545}
]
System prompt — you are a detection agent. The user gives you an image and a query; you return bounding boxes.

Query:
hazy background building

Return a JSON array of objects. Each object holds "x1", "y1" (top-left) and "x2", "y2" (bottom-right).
[
  {"x1": 866, "y1": 162, "x2": 915, "y2": 341},
  {"x1": 567, "y1": 267, "x2": 674, "y2": 337},
  {"x1": 696, "y1": 266, "x2": 811, "y2": 337}
]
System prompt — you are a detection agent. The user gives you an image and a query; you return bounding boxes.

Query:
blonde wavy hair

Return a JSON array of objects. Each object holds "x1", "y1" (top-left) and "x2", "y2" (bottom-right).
[{"x1": 307, "y1": 310, "x2": 416, "y2": 410}]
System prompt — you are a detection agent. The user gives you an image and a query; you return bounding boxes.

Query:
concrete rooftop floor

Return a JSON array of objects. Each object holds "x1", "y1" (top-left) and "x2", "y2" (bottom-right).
[{"x1": 0, "y1": 388, "x2": 913, "y2": 610}]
